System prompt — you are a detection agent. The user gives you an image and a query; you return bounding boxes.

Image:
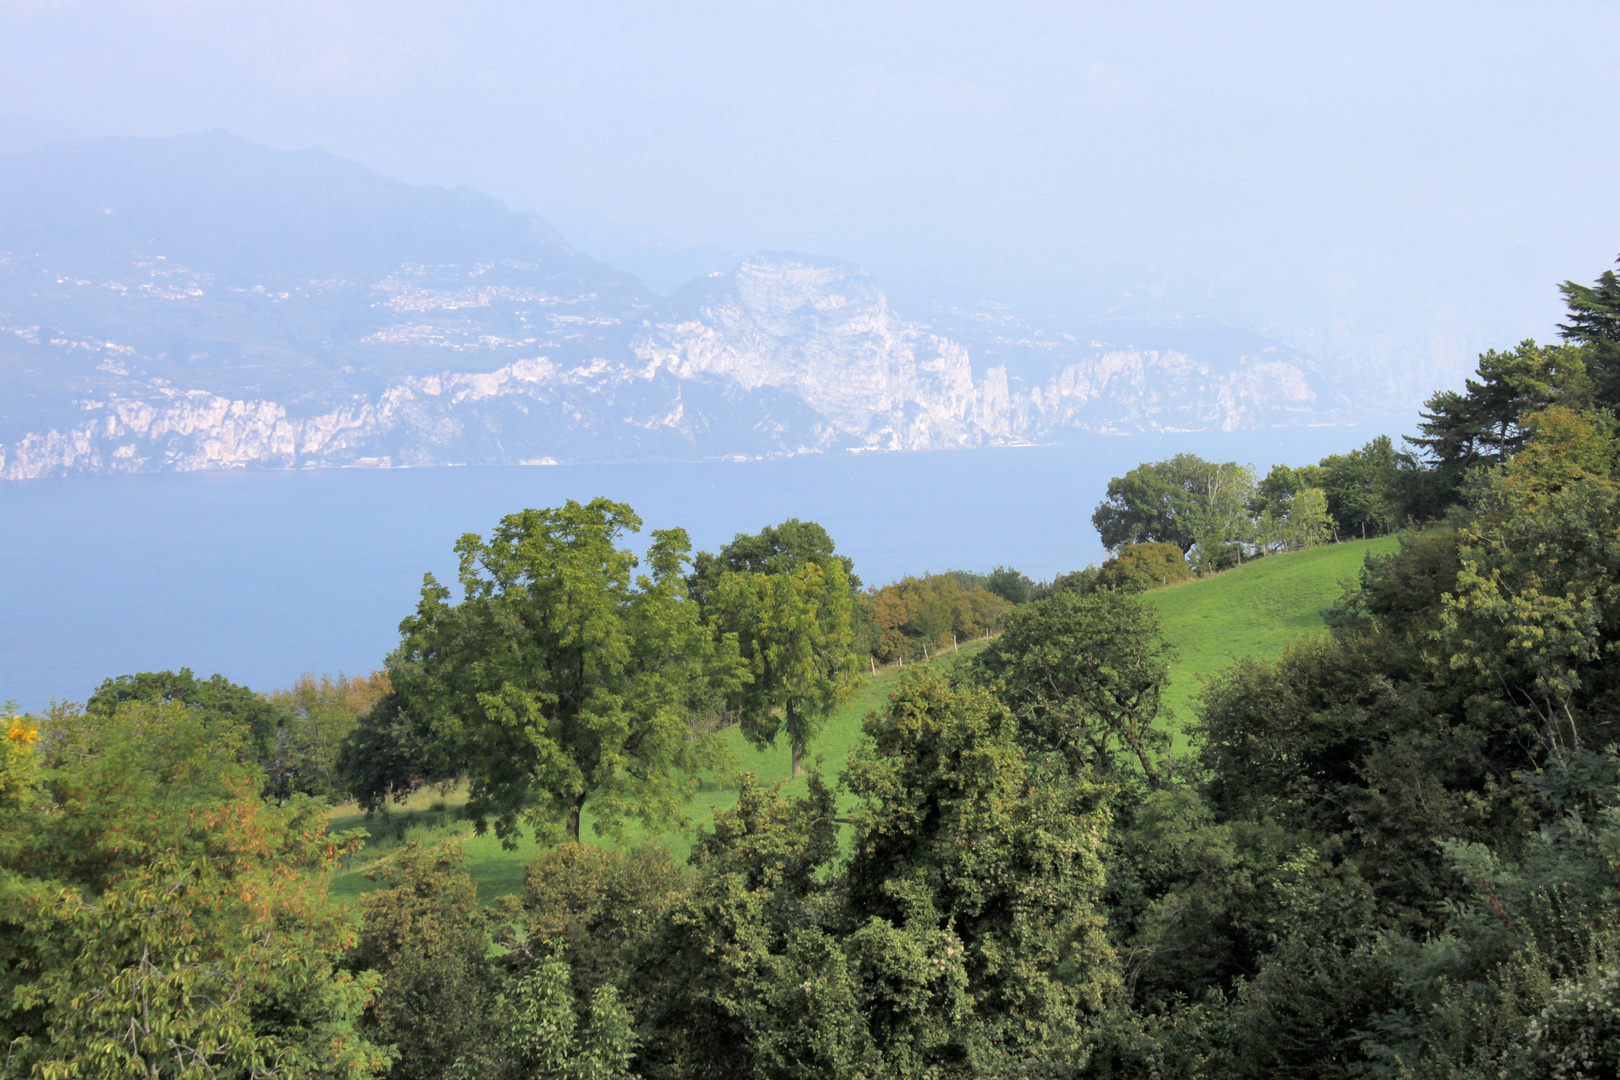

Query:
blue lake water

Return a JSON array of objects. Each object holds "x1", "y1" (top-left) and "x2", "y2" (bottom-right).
[{"x1": 0, "y1": 420, "x2": 1413, "y2": 711}]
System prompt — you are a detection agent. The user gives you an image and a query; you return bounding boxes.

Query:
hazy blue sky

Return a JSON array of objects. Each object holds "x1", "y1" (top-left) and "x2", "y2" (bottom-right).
[{"x1": 2, "y1": 1, "x2": 1617, "y2": 394}]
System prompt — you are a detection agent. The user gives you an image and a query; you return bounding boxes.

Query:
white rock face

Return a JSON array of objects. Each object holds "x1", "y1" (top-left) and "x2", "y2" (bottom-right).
[
  {"x1": 0, "y1": 254, "x2": 1337, "y2": 480},
  {"x1": 0, "y1": 132, "x2": 1371, "y2": 480},
  {"x1": 632, "y1": 256, "x2": 1325, "y2": 450}
]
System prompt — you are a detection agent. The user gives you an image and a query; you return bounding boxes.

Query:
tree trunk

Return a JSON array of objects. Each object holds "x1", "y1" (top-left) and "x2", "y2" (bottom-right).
[
  {"x1": 787, "y1": 702, "x2": 801, "y2": 778},
  {"x1": 567, "y1": 797, "x2": 584, "y2": 841},
  {"x1": 1129, "y1": 736, "x2": 1162, "y2": 790}
]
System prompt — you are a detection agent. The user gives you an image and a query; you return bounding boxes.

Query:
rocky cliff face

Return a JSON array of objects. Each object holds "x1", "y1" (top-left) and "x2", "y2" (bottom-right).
[{"x1": 0, "y1": 134, "x2": 1347, "y2": 480}]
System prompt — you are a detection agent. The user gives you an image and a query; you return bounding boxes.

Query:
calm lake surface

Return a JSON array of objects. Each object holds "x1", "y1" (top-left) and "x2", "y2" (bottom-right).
[{"x1": 1, "y1": 421, "x2": 1411, "y2": 710}]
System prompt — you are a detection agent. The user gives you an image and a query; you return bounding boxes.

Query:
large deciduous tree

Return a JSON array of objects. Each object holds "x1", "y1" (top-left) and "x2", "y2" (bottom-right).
[
  {"x1": 693, "y1": 519, "x2": 862, "y2": 777},
  {"x1": 388, "y1": 498, "x2": 743, "y2": 844},
  {"x1": 686, "y1": 518, "x2": 860, "y2": 611},
  {"x1": 1091, "y1": 454, "x2": 1254, "y2": 557},
  {"x1": 841, "y1": 670, "x2": 1117, "y2": 1073},
  {"x1": 87, "y1": 667, "x2": 288, "y2": 776},
  {"x1": 969, "y1": 590, "x2": 1175, "y2": 787},
  {"x1": 708, "y1": 559, "x2": 860, "y2": 776},
  {"x1": 0, "y1": 699, "x2": 385, "y2": 1080}
]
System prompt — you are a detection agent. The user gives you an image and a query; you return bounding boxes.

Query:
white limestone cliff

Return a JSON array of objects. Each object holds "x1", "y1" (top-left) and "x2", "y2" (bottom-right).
[{"x1": 0, "y1": 255, "x2": 1332, "y2": 480}]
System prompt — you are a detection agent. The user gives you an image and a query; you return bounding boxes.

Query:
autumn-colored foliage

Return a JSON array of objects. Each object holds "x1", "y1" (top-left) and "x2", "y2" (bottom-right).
[
  {"x1": 860, "y1": 573, "x2": 1011, "y2": 663},
  {"x1": 0, "y1": 698, "x2": 386, "y2": 1079}
]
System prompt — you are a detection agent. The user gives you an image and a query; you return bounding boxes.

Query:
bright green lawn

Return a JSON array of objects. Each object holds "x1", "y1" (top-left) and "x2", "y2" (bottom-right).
[
  {"x1": 1148, "y1": 535, "x2": 1399, "y2": 739},
  {"x1": 327, "y1": 537, "x2": 1400, "y2": 902}
]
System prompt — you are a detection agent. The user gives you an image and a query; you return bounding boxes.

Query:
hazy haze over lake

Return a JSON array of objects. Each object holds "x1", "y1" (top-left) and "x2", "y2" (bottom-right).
[
  {"x1": 0, "y1": 2, "x2": 1613, "y2": 706},
  {"x1": 1, "y1": 1, "x2": 1617, "y2": 394}
]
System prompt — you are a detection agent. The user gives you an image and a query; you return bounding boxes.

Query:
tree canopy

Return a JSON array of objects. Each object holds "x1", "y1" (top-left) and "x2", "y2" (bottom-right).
[
  {"x1": 969, "y1": 590, "x2": 1175, "y2": 787},
  {"x1": 87, "y1": 667, "x2": 288, "y2": 773},
  {"x1": 0, "y1": 699, "x2": 384, "y2": 1078},
  {"x1": 686, "y1": 518, "x2": 859, "y2": 610},
  {"x1": 1091, "y1": 453, "x2": 1255, "y2": 557},
  {"x1": 387, "y1": 498, "x2": 744, "y2": 843},
  {"x1": 692, "y1": 519, "x2": 862, "y2": 776},
  {"x1": 1560, "y1": 255, "x2": 1620, "y2": 406},
  {"x1": 708, "y1": 559, "x2": 860, "y2": 776}
]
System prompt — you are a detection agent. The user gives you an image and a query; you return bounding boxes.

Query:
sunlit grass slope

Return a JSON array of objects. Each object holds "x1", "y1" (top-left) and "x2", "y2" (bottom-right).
[
  {"x1": 1149, "y1": 535, "x2": 1399, "y2": 737},
  {"x1": 328, "y1": 537, "x2": 1398, "y2": 902},
  {"x1": 328, "y1": 646, "x2": 980, "y2": 902}
]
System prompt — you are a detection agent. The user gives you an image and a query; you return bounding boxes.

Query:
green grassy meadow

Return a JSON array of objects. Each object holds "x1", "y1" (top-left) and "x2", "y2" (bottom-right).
[
  {"x1": 327, "y1": 535, "x2": 1399, "y2": 902},
  {"x1": 327, "y1": 651, "x2": 941, "y2": 902},
  {"x1": 1148, "y1": 534, "x2": 1399, "y2": 741}
]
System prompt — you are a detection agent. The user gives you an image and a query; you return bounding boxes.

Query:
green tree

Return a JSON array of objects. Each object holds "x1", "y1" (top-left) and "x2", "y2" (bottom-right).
[
  {"x1": 348, "y1": 842, "x2": 505, "y2": 1080},
  {"x1": 1284, "y1": 487, "x2": 1333, "y2": 550},
  {"x1": 86, "y1": 667, "x2": 288, "y2": 775},
  {"x1": 339, "y1": 689, "x2": 463, "y2": 815},
  {"x1": 0, "y1": 699, "x2": 385, "y2": 1080},
  {"x1": 389, "y1": 498, "x2": 744, "y2": 844},
  {"x1": 1100, "y1": 787, "x2": 1308, "y2": 1012},
  {"x1": 1405, "y1": 340, "x2": 1588, "y2": 501},
  {"x1": 1440, "y1": 408, "x2": 1620, "y2": 760},
  {"x1": 709, "y1": 559, "x2": 860, "y2": 776},
  {"x1": 636, "y1": 773, "x2": 856, "y2": 1080},
  {"x1": 686, "y1": 519, "x2": 859, "y2": 611},
  {"x1": 1316, "y1": 435, "x2": 1402, "y2": 539},
  {"x1": 984, "y1": 566, "x2": 1035, "y2": 605},
  {"x1": 970, "y1": 591, "x2": 1175, "y2": 787},
  {"x1": 842, "y1": 670, "x2": 1118, "y2": 1074},
  {"x1": 266, "y1": 672, "x2": 387, "y2": 800},
  {"x1": 1096, "y1": 542, "x2": 1192, "y2": 591},
  {"x1": 1092, "y1": 454, "x2": 1255, "y2": 557},
  {"x1": 519, "y1": 843, "x2": 687, "y2": 1008},
  {"x1": 1559, "y1": 254, "x2": 1620, "y2": 407},
  {"x1": 502, "y1": 962, "x2": 639, "y2": 1080},
  {"x1": 1250, "y1": 462, "x2": 1324, "y2": 520}
]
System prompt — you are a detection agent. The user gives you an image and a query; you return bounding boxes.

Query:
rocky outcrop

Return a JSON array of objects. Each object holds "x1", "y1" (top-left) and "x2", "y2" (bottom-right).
[
  {"x1": 0, "y1": 254, "x2": 1337, "y2": 480},
  {"x1": 0, "y1": 133, "x2": 1347, "y2": 480}
]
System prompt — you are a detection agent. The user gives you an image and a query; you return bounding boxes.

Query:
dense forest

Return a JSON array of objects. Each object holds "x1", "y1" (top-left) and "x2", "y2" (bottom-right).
[{"x1": 3, "y1": 256, "x2": 1619, "y2": 1078}]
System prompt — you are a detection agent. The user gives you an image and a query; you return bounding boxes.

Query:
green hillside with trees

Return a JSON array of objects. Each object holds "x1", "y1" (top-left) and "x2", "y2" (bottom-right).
[
  {"x1": 1149, "y1": 534, "x2": 1401, "y2": 730},
  {"x1": 322, "y1": 535, "x2": 1396, "y2": 899},
  {"x1": 5, "y1": 255, "x2": 1620, "y2": 1078}
]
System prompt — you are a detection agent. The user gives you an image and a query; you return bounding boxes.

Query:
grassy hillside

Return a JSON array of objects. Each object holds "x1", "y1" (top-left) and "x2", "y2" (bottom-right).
[
  {"x1": 1149, "y1": 534, "x2": 1399, "y2": 740},
  {"x1": 328, "y1": 536, "x2": 1398, "y2": 902},
  {"x1": 328, "y1": 648, "x2": 960, "y2": 901}
]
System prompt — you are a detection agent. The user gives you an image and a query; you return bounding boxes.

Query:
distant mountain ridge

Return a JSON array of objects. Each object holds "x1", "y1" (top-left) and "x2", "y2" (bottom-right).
[{"x1": 0, "y1": 132, "x2": 1351, "y2": 480}]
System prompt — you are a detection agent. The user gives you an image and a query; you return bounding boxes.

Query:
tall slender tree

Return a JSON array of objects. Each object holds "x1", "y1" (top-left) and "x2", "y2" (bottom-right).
[{"x1": 1560, "y1": 254, "x2": 1620, "y2": 406}]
